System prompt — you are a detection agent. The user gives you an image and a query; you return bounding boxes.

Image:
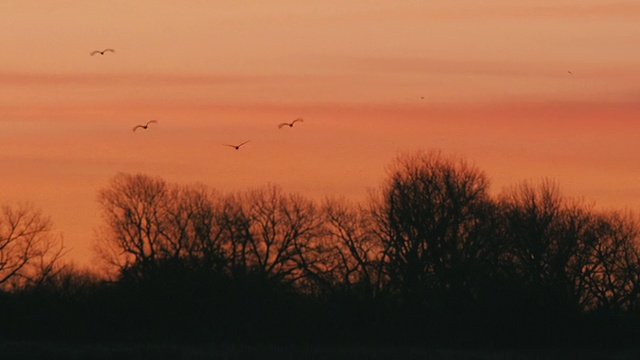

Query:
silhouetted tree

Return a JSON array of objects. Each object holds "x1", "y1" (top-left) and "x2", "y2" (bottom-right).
[
  {"x1": 96, "y1": 173, "x2": 169, "y2": 277},
  {"x1": 222, "y1": 185, "x2": 324, "y2": 288},
  {"x1": 159, "y1": 183, "x2": 229, "y2": 271},
  {"x1": 5, "y1": 153, "x2": 640, "y2": 346},
  {"x1": 318, "y1": 198, "x2": 387, "y2": 296},
  {"x1": 0, "y1": 203, "x2": 66, "y2": 291},
  {"x1": 497, "y1": 180, "x2": 602, "y2": 315},
  {"x1": 95, "y1": 173, "x2": 226, "y2": 280},
  {"x1": 582, "y1": 211, "x2": 640, "y2": 313},
  {"x1": 372, "y1": 150, "x2": 499, "y2": 310}
]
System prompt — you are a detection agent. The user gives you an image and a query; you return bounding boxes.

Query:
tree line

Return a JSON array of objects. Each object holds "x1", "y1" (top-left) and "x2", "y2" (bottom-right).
[{"x1": 1, "y1": 150, "x2": 640, "y2": 346}]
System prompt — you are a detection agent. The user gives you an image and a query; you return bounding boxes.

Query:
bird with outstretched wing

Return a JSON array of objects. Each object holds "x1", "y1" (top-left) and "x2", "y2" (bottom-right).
[
  {"x1": 278, "y1": 118, "x2": 304, "y2": 129},
  {"x1": 224, "y1": 140, "x2": 251, "y2": 150},
  {"x1": 90, "y1": 49, "x2": 115, "y2": 56},
  {"x1": 132, "y1": 120, "x2": 157, "y2": 132}
]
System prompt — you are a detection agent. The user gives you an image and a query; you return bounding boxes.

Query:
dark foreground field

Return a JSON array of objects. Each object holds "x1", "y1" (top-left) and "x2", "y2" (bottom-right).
[{"x1": 1, "y1": 342, "x2": 639, "y2": 360}]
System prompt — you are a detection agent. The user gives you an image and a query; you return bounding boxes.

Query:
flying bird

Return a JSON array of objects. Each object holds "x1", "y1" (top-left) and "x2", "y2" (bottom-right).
[
  {"x1": 224, "y1": 140, "x2": 251, "y2": 150},
  {"x1": 132, "y1": 120, "x2": 157, "y2": 132},
  {"x1": 278, "y1": 118, "x2": 304, "y2": 129},
  {"x1": 90, "y1": 49, "x2": 115, "y2": 56},
  {"x1": 567, "y1": 71, "x2": 573, "y2": 75}
]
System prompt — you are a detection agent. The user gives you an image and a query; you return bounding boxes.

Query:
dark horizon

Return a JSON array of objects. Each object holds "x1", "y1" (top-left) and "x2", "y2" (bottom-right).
[{"x1": 2, "y1": 150, "x2": 640, "y2": 354}]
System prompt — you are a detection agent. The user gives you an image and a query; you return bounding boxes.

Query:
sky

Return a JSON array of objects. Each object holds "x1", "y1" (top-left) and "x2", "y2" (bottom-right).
[{"x1": 1, "y1": 0, "x2": 639, "y2": 266}]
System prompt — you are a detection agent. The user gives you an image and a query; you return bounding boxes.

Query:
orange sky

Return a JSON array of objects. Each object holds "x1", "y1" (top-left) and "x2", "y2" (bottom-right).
[{"x1": 1, "y1": 1, "x2": 639, "y2": 266}]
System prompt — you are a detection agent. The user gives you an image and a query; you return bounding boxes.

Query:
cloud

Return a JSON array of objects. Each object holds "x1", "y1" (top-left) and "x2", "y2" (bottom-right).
[
  {"x1": 352, "y1": 57, "x2": 549, "y2": 78},
  {"x1": 0, "y1": 72, "x2": 303, "y2": 87},
  {"x1": 389, "y1": 2, "x2": 640, "y2": 20},
  {"x1": 484, "y1": 3, "x2": 640, "y2": 19},
  {"x1": 348, "y1": 56, "x2": 640, "y2": 79}
]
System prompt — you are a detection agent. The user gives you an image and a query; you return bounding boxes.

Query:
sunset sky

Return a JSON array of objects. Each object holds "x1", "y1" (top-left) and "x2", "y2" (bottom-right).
[{"x1": 1, "y1": 0, "x2": 639, "y2": 266}]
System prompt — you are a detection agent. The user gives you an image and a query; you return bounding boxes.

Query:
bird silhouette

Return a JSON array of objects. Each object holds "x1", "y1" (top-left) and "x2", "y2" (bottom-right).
[
  {"x1": 224, "y1": 140, "x2": 250, "y2": 150},
  {"x1": 132, "y1": 120, "x2": 157, "y2": 132},
  {"x1": 278, "y1": 118, "x2": 304, "y2": 129},
  {"x1": 90, "y1": 49, "x2": 115, "y2": 56}
]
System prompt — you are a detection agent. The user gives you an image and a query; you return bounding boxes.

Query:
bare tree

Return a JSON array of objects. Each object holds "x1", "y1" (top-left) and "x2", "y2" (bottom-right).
[
  {"x1": 159, "y1": 184, "x2": 227, "y2": 269},
  {"x1": 95, "y1": 173, "x2": 227, "y2": 279},
  {"x1": 497, "y1": 180, "x2": 601, "y2": 313},
  {"x1": 223, "y1": 185, "x2": 324, "y2": 287},
  {"x1": 582, "y1": 211, "x2": 640, "y2": 313},
  {"x1": 372, "y1": 150, "x2": 497, "y2": 306},
  {"x1": 318, "y1": 198, "x2": 387, "y2": 295},
  {"x1": 96, "y1": 173, "x2": 169, "y2": 276},
  {"x1": 0, "y1": 203, "x2": 66, "y2": 291}
]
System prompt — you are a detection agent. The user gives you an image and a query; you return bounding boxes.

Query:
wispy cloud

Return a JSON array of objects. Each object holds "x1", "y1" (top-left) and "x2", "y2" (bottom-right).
[
  {"x1": 348, "y1": 56, "x2": 640, "y2": 79},
  {"x1": 363, "y1": 2, "x2": 640, "y2": 21},
  {"x1": 0, "y1": 72, "x2": 311, "y2": 87},
  {"x1": 475, "y1": 2, "x2": 640, "y2": 19}
]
